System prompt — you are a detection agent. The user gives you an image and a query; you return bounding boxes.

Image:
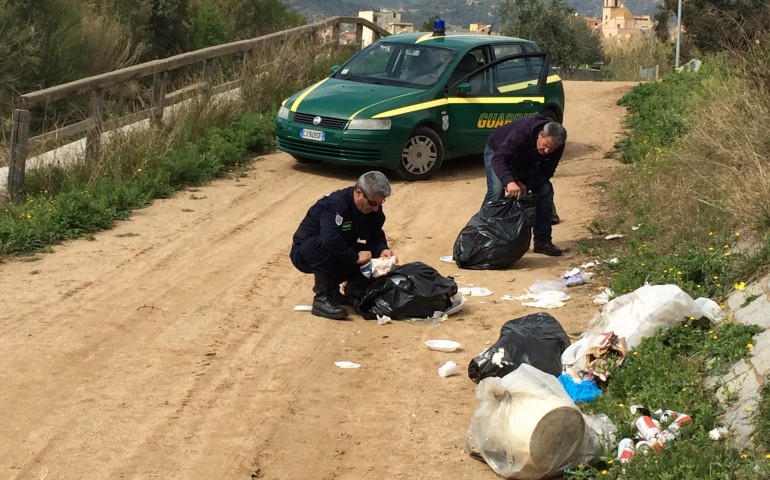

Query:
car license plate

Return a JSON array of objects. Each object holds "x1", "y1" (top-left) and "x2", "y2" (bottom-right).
[{"x1": 300, "y1": 128, "x2": 325, "y2": 141}]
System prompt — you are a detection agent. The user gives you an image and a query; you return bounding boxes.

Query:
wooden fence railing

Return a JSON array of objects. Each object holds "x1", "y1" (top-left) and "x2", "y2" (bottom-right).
[{"x1": 6, "y1": 16, "x2": 390, "y2": 202}]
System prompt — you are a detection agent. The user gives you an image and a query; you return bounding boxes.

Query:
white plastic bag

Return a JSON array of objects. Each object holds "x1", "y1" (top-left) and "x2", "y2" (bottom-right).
[
  {"x1": 465, "y1": 364, "x2": 603, "y2": 479},
  {"x1": 563, "y1": 284, "x2": 724, "y2": 379},
  {"x1": 584, "y1": 284, "x2": 722, "y2": 349}
]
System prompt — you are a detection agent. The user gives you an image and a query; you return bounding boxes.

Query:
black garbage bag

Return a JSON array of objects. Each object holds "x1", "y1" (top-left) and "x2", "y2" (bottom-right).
[
  {"x1": 350, "y1": 262, "x2": 458, "y2": 320},
  {"x1": 452, "y1": 197, "x2": 531, "y2": 270},
  {"x1": 468, "y1": 313, "x2": 569, "y2": 383}
]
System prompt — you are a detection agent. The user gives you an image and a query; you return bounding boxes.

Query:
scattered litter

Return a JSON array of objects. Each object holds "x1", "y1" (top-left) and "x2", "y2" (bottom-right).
[
  {"x1": 593, "y1": 288, "x2": 613, "y2": 305},
  {"x1": 360, "y1": 256, "x2": 398, "y2": 279},
  {"x1": 438, "y1": 360, "x2": 459, "y2": 377},
  {"x1": 500, "y1": 294, "x2": 517, "y2": 301},
  {"x1": 605, "y1": 233, "x2": 624, "y2": 240},
  {"x1": 335, "y1": 361, "x2": 361, "y2": 369},
  {"x1": 709, "y1": 427, "x2": 729, "y2": 440},
  {"x1": 565, "y1": 271, "x2": 592, "y2": 287},
  {"x1": 515, "y1": 287, "x2": 570, "y2": 308},
  {"x1": 562, "y1": 267, "x2": 581, "y2": 278},
  {"x1": 514, "y1": 291, "x2": 570, "y2": 302},
  {"x1": 439, "y1": 255, "x2": 456, "y2": 264},
  {"x1": 425, "y1": 339, "x2": 461, "y2": 352},
  {"x1": 429, "y1": 311, "x2": 449, "y2": 326},
  {"x1": 580, "y1": 260, "x2": 600, "y2": 269},
  {"x1": 444, "y1": 295, "x2": 466, "y2": 315},
  {"x1": 558, "y1": 374, "x2": 602, "y2": 403},
  {"x1": 528, "y1": 278, "x2": 567, "y2": 294},
  {"x1": 458, "y1": 286, "x2": 493, "y2": 296},
  {"x1": 522, "y1": 298, "x2": 566, "y2": 309},
  {"x1": 377, "y1": 314, "x2": 392, "y2": 325},
  {"x1": 632, "y1": 223, "x2": 643, "y2": 231},
  {"x1": 293, "y1": 305, "x2": 312, "y2": 312}
]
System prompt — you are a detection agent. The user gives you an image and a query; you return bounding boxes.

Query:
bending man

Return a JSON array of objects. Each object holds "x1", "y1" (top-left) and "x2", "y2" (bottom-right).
[{"x1": 483, "y1": 114, "x2": 567, "y2": 257}]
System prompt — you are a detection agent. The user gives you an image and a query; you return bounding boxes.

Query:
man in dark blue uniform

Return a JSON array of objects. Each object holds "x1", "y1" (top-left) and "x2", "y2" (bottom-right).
[
  {"x1": 483, "y1": 114, "x2": 568, "y2": 256},
  {"x1": 290, "y1": 171, "x2": 396, "y2": 320}
]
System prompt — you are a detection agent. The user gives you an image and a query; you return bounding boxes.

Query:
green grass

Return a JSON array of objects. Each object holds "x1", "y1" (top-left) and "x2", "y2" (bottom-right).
[
  {"x1": 0, "y1": 111, "x2": 275, "y2": 256},
  {"x1": 565, "y1": 320, "x2": 767, "y2": 479},
  {"x1": 567, "y1": 38, "x2": 770, "y2": 479}
]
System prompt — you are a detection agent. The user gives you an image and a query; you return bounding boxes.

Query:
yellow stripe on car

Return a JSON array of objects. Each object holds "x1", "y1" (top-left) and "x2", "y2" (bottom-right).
[
  {"x1": 372, "y1": 96, "x2": 545, "y2": 118},
  {"x1": 349, "y1": 91, "x2": 421, "y2": 120},
  {"x1": 291, "y1": 78, "x2": 329, "y2": 112}
]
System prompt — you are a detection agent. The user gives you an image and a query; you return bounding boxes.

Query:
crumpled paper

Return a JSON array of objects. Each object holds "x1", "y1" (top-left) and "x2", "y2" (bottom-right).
[{"x1": 360, "y1": 256, "x2": 398, "y2": 279}]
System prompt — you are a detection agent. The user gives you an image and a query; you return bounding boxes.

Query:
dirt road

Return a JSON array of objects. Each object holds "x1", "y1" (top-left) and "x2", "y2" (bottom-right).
[{"x1": 0, "y1": 81, "x2": 635, "y2": 480}]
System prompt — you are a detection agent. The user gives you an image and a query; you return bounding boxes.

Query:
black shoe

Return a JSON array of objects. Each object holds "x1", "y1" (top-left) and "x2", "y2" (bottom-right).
[
  {"x1": 312, "y1": 272, "x2": 350, "y2": 320},
  {"x1": 312, "y1": 296, "x2": 349, "y2": 320},
  {"x1": 551, "y1": 213, "x2": 560, "y2": 225},
  {"x1": 533, "y1": 243, "x2": 563, "y2": 257}
]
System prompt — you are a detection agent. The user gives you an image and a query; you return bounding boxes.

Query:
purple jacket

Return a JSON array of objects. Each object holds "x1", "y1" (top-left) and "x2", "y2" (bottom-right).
[{"x1": 487, "y1": 114, "x2": 564, "y2": 190}]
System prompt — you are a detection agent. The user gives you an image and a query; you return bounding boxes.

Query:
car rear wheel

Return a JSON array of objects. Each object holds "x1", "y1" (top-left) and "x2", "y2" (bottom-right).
[{"x1": 396, "y1": 126, "x2": 444, "y2": 181}]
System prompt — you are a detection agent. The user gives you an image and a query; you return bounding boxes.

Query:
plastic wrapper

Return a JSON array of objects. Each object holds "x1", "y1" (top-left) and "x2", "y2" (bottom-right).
[
  {"x1": 468, "y1": 313, "x2": 569, "y2": 384},
  {"x1": 452, "y1": 197, "x2": 531, "y2": 270}
]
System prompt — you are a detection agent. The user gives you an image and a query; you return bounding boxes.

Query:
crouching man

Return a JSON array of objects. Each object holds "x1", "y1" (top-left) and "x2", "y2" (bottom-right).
[{"x1": 290, "y1": 171, "x2": 397, "y2": 320}]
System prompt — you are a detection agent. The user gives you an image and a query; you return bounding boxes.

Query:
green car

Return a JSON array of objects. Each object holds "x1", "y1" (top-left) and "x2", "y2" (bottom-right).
[{"x1": 274, "y1": 32, "x2": 565, "y2": 181}]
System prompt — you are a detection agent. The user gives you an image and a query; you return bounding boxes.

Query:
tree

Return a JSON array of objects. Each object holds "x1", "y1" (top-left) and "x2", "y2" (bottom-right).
[
  {"x1": 419, "y1": 15, "x2": 442, "y2": 33},
  {"x1": 655, "y1": 0, "x2": 770, "y2": 53},
  {"x1": 220, "y1": 0, "x2": 305, "y2": 40},
  {"x1": 499, "y1": 0, "x2": 603, "y2": 74}
]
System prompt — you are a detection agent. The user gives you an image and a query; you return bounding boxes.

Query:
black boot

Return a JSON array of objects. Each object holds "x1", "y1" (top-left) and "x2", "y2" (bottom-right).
[{"x1": 312, "y1": 273, "x2": 349, "y2": 320}]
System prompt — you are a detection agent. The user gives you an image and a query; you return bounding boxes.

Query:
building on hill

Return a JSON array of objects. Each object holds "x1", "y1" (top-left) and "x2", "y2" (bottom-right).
[
  {"x1": 359, "y1": 9, "x2": 414, "y2": 46},
  {"x1": 601, "y1": 0, "x2": 653, "y2": 38}
]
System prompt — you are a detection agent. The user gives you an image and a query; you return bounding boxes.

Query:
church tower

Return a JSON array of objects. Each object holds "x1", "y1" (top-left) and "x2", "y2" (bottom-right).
[{"x1": 603, "y1": 0, "x2": 620, "y2": 26}]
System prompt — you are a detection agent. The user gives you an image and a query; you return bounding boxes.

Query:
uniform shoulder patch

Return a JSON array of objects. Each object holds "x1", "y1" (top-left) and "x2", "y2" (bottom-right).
[{"x1": 335, "y1": 213, "x2": 343, "y2": 226}]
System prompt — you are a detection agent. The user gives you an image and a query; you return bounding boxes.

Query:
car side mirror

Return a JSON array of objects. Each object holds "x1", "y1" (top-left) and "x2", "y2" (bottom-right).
[
  {"x1": 457, "y1": 83, "x2": 471, "y2": 94},
  {"x1": 330, "y1": 65, "x2": 340, "y2": 73}
]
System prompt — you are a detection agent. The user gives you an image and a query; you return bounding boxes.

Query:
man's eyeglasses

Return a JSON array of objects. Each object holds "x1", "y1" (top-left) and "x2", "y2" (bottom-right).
[{"x1": 361, "y1": 189, "x2": 384, "y2": 207}]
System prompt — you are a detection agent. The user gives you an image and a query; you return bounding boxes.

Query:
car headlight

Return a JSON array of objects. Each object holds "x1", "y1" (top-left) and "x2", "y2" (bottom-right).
[
  {"x1": 277, "y1": 105, "x2": 290, "y2": 120},
  {"x1": 347, "y1": 118, "x2": 391, "y2": 131}
]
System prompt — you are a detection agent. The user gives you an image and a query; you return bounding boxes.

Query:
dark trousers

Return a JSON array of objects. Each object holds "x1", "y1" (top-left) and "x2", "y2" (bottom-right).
[
  {"x1": 482, "y1": 144, "x2": 555, "y2": 245},
  {"x1": 290, "y1": 237, "x2": 366, "y2": 284}
]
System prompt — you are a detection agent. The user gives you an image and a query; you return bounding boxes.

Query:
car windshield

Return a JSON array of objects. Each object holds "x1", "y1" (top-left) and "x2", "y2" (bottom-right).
[{"x1": 333, "y1": 43, "x2": 458, "y2": 89}]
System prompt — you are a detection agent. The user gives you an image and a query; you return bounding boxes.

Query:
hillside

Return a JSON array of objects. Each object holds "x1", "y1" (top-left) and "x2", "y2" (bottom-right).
[{"x1": 283, "y1": 0, "x2": 663, "y2": 29}]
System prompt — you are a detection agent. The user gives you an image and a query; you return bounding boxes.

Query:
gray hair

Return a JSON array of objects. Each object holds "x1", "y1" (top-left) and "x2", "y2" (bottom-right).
[
  {"x1": 356, "y1": 171, "x2": 391, "y2": 197},
  {"x1": 543, "y1": 122, "x2": 567, "y2": 146}
]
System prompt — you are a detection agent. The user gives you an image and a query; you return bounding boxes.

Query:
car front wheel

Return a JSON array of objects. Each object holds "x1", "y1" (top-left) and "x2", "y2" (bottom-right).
[{"x1": 396, "y1": 126, "x2": 444, "y2": 181}]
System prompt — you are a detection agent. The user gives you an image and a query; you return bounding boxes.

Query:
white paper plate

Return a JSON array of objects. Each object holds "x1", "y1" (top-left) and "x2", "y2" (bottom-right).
[
  {"x1": 444, "y1": 296, "x2": 466, "y2": 315},
  {"x1": 424, "y1": 339, "x2": 461, "y2": 352}
]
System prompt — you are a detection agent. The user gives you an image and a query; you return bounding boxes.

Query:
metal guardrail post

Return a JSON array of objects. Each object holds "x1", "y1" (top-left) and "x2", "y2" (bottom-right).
[{"x1": 8, "y1": 109, "x2": 31, "y2": 202}]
